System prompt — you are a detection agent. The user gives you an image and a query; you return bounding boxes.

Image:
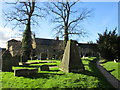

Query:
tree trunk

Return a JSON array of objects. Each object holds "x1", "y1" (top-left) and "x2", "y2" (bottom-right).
[{"x1": 64, "y1": 25, "x2": 69, "y2": 48}]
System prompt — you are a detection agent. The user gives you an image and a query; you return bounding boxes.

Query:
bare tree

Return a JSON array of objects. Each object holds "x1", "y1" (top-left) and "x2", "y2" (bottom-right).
[
  {"x1": 45, "y1": 1, "x2": 93, "y2": 47},
  {"x1": 4, "y1": 1, "x2": 44, "y2": 30},
  {"x1": 4, "y1": 0, "x2": 44, "y2": 62}
]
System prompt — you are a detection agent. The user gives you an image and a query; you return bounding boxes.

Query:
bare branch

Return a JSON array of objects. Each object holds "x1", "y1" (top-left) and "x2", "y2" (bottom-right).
[
  {"x1": 45, "y1": 1, "x2": 93, "y2": 43},
  {"x1": 69, "y1": 8, "x2": 92, "y2": 27},
  {"x1": 4, "y1": 1, "x2": 44, "y2": 30},
  {"x1": 23, "y1": 2, "x2": 29, "y2": 13}
]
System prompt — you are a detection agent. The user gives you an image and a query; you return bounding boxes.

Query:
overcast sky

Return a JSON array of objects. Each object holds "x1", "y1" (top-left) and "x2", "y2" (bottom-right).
[{"x1": 0, "y1": 1, "x2": 118, "y2": 48}]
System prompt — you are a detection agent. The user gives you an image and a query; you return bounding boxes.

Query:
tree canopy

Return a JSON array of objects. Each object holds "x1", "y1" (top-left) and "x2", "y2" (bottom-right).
[
  {"x1": 45, "y1": 1, "x2": 93, "y2": 47},
  {"x1": 97, "y1": 28, "x2": 120, "y2": 61},
  {"x1": 4, "y1": 1, "x2": 44, "y2": 62}
]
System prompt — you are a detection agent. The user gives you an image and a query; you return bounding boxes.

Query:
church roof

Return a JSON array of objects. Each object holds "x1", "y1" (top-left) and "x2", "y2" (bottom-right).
[
  {"x1": 35, "y1": 38, "x2": 63, "y2": 46},
  {"x1": 8, "y1": 39, "x2": 21, "y2": 42},
  {"x1": 78, "y1": 43, "x2": 97, "y2": 49}
]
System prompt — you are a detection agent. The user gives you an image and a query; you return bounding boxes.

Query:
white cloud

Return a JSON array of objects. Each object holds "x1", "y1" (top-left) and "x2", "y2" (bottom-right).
[{"x1": 0, "y1": 27, "x2": 22, "y2": 48}]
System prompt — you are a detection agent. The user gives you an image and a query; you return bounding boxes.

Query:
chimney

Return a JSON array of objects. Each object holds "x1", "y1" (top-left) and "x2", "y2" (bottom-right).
[{"x1": 56, "y1": 36, "x2": 59, "y2": 40}]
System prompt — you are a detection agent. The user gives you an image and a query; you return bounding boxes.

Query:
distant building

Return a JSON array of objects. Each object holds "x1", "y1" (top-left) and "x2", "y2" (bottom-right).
[
  {"x1": 6, "y1": 37, "x2": 98, "y2": 60},
  {"x1": 78, "y1": 43, "x2": 98, "y2": 57},
  {"x1": 0, "y1": 47, "x2": 6, "y2": 71},
  {"x1": 6, "y1": 38, "x2": 64, "y2": 60},
  {"x1": 6, "y1": 39, "x2": 22, "y2": 56}
]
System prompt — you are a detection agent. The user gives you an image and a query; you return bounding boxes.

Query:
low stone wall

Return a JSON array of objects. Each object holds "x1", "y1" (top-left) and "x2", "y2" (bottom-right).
[{"x1": 14, "y1": 69, "x2": 38, "y2": 76}]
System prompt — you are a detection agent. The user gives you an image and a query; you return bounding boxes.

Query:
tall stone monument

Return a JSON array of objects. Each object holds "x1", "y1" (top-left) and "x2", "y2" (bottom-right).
[
  {"x1": 60, "y1": 40, "x2": 85, "y2": 73},
  {"x1": 2, "y1": 50, "x2": 13, "y2": 71}
]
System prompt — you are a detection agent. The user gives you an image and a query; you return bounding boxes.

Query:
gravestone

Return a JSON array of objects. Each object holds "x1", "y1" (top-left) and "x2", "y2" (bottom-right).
[
  {"x1": 12, "y1": 55, "x2": 19, "y2": 66},
  {"x1": 14, "y1": 69, "x2": 38, "y2": 77},
  {"x1": 40, "y1": 53, "x2": 47, "y2": 60},
  {"x1": 60, "y1": 40, "x2": 85, "y2": 73},
  {"x1": 2, "y1": 50, "x2": 13, "y2": 72},
  {"x1": 40, "y1": 65, "x2": 49, "y2": 71}
]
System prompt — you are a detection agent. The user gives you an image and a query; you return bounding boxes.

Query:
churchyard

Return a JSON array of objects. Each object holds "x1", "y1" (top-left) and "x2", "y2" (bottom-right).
[
  {"x1": 1, "y1": 40, "x2": 119, "y2": 89},
  {"x1": 1, "y1": 57, "x2": 114, "y2": 89},
  {"x1": 1, "y1": 1, "x2": 119, "y2": 89}
]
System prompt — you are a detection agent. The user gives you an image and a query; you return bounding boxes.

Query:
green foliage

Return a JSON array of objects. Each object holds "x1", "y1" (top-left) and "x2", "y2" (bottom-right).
[
  {"x1": 2, "y1": 58, "x2": 114, "y2": 89},
  {"x1": 22, "y1": 21, "x2": 32, "y2": 62},
  {"x1": 97, "y1": 28, "x2": 119, "y2": 61}
]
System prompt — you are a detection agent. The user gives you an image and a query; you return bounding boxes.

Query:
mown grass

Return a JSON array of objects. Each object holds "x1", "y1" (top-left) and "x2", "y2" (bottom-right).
[
  {"x1": 100, "y1": 60, "x2": 120, "y2": 80},
  {"x1": 1, "y1": 57, "x2": 114, "y2": 89}
]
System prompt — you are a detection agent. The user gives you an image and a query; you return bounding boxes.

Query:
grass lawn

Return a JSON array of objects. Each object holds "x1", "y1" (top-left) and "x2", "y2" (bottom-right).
[
  {"x1": 100, "y1": 60, "x2": 120, "y2": 81},
  {"x1": 1, "y1": 57, "x2": 114, "y2": 89}
]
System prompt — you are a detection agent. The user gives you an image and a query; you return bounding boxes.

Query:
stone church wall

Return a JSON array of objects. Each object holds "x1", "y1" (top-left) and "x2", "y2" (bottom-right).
[{"x1": 6, "y1": 39, "x2": 98, "y2": 60}]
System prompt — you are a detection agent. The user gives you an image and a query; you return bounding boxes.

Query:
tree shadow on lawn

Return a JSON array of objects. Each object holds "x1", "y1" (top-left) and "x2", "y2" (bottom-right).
[
  {"x1": 100, "y1": 60, "x2": 108, "y2": 64},
  {"x1": 108, "y1": 69, "x2": 115, "y2": 73}
]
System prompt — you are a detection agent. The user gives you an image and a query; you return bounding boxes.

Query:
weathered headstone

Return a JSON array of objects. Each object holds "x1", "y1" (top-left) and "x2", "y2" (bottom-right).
[
  {"x1": 2, "y1": 50, "x2": 13, "y2": 72},
  {"x1": 40, "y1": 53, "x2": 47, "y2": 60},
  {"x1": 60, "y1": 40, "x2": 85, "y2": 73},
  {"x1": 14, "y1": 69, "x2": 38, "y2": 76},
  {"x1": 40, "y1": 65, "x2": 49, "y2": 71},
  {"x1": 12, "y1": 55, "x2": 19, "y2": 66}
]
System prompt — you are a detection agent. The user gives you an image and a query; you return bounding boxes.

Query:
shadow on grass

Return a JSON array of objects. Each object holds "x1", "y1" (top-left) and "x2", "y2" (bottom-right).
[
  {"x1": 83, "y1": 59, "x2": 92, "y2": 61},
  {"x1": 88, "y1": 57, "x2": 114, "y2": 88},
  {"x1": 108, "y1": 69, "x2": 115, "y2": 73},
  {"x1": 22, "y1": 72, "x2": 64, "y2": 79},
  {"x1": 14, "y1": 65, "x2": 39, "y2": 68},
  {"x1": 15, "y1": 64, "x2": 57, "y2": 67},
  {"x1": 83, "y1": 64, "x2": 89, "y2": 66},
  {"x1": 49, "y1": 70, "x2": 60, "y2": 72},
  {"x1": 48, "y1": 65, "x2": 57, "y2": 67},
  {"x1": 78, "y1": 70, "x2": 98, "y2": 77},
  {"x1": 100, "y1": 60, "x2": 108, "y2": 64}
]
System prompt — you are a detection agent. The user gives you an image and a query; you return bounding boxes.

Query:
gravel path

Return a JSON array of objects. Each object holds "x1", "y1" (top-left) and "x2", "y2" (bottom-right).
[{"x1": 96, "y1": 59, "x2": 120, "y2": 89}]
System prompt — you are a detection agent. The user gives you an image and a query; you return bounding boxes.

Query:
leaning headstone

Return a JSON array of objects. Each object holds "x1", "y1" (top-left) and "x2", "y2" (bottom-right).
[
  {"x1": 60, "y1": 40, "x2": 85, "y2": 73},
  {"x1": 12, "y1": 55, "x2": 19, "y2": 66},
  {"x1": 2, "y1": 50, "x2": 13, "y2": 72},
  {"x1": 14, "y1": 69, "x2": 38, "y2": 77},
  {"x1": 40, "y1": 65, "x2": 49, "y2": 71}
]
